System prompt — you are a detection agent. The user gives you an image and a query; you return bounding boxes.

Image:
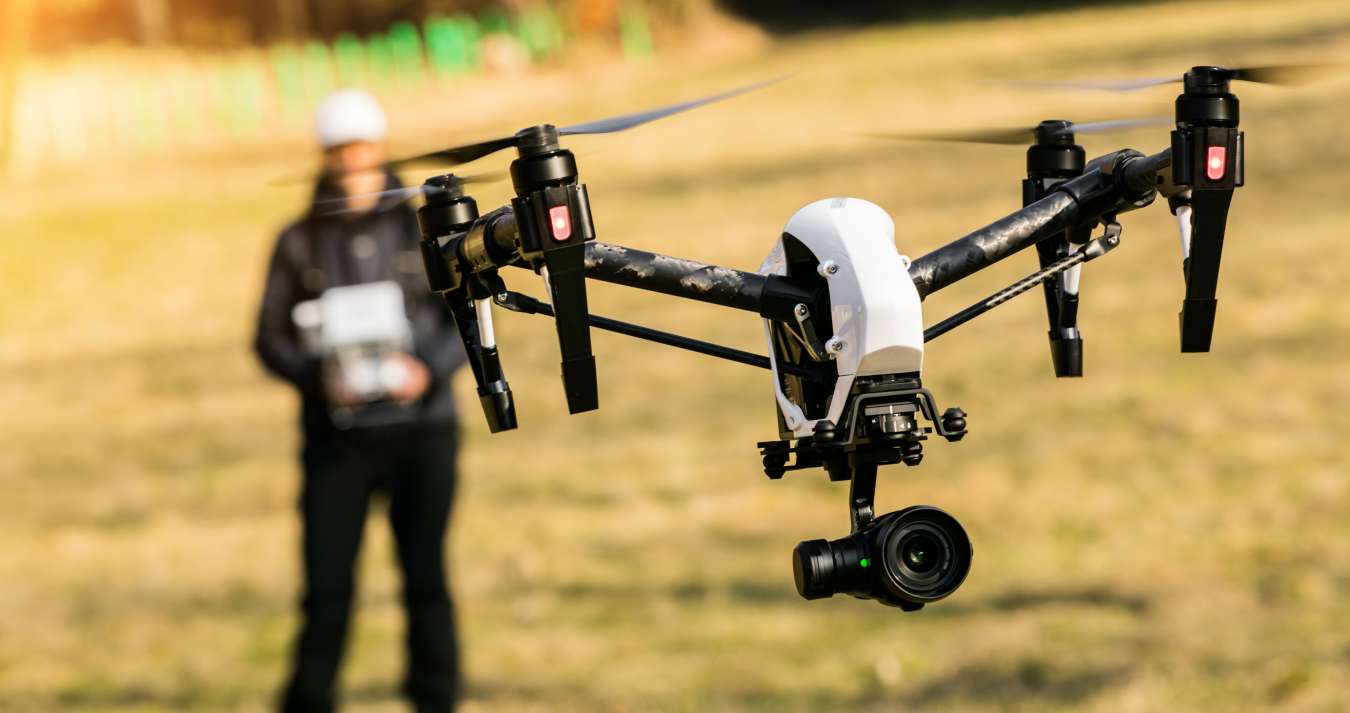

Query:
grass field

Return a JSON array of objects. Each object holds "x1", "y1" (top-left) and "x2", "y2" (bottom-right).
[{"x1": 3, "y1": 2, "x2": 1350, "y2": 711}]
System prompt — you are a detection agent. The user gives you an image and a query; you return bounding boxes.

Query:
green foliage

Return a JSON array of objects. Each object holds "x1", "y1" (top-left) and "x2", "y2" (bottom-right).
[
  {"x1": 478, "y1": 7, "x2": 514, "y2": 38},
  {"x1": 387, "y1": 20, "x2": 426, "y2": 88},
  {"x1": 364, "y1": 33, "x2": 396, "y2": 89},
  {"x1": 621, "y1": 3, "x2": 656, "y2": 60},
  {"x1": 517, "y1": 6, "x2": 567, "y2": 60},
  {"x1": 267, "y1": 44, "x2": 306, "y2": 114},
  {"x1": 332, "y1": 33, "x2": 366, "y2": 87},
  {"x1": 424, "y1": 15, "x2": 481, "y2": 75}
]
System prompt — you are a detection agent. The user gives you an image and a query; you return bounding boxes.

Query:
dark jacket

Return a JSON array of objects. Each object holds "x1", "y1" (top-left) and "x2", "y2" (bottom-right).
[{"x1": 254, "y1": 174, "x2": 465, "y2": 439}]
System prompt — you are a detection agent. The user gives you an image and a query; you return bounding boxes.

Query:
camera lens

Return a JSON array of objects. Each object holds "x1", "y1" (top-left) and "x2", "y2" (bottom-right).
[
  {"x1": 901, "y1": 532, "x2": 940, "y2": 573},
  {"x1": 792, "y1": 506, "x2": 971, "y2": 608},
  {"x1": 878, "y1": 506, "x2": 972, "y2": 604}
]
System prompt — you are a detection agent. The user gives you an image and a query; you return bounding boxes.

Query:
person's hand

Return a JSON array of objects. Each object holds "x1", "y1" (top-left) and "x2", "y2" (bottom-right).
[
  {"x1": 384, "y1": 352, "x2": 430, "y2": 405},
  {"x1": 322, "y1": 363, "x2": 363, "y2": 406}
]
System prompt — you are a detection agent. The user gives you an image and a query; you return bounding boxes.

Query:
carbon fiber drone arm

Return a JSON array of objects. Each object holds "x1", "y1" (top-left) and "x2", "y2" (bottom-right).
[
  {"x1": 908, "y1": 148, "x2": 1168, "y2": 298},
  {"x1": 469, "y1": 210, "x2": 818, "y2": 321}
]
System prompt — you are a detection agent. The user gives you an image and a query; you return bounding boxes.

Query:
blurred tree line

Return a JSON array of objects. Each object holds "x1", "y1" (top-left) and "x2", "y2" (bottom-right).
[
  {"x1": 27, "y1": 0, "x2": 702, "y2": 51},
  {"x1": 24, "y1": 0, "x2": 1061, "y2": 51},
  {"x1": 716, "y1": 0, "x2": 1137, "y2": 31},
  {"x1": 1, "y1": 0, "x2": 661, "y2": 174}
]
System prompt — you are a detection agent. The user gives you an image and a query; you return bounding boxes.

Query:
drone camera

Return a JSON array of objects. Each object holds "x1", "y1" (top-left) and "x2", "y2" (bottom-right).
[{"x1": 793, "y1": 505, "x2": 972, "y2": 610}]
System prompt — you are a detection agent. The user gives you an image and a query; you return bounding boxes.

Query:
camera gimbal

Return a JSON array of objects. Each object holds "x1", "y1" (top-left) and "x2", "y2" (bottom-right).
[{"x1": 405, "y1": 67, "x2": 1248, "y2": 610}]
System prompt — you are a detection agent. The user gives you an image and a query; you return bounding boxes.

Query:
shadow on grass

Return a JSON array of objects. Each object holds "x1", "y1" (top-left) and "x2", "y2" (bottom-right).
[
  {"x1": 684, "y1": 658, "x2": 1130, "y2": 713},
  {"x1": 554, "y1": 577, "x2": 799, "y2": 605},
  {"x1": 547, "y1": 579, "x2": 1151, "y2": 617},
  {"x1": 933, "y1": 584, "x2": 1152, "y2": 617},
  {"x1": 53, "y1": 683, "x2": 256, "y2": 711},
  {"x1": 48, "y1": 680, "x2": 402, "y2": 711},
  {"x1": 345, "y1": 680, "x2": 403, "y2": 705},
  {"x1": 460, "y1": 677, "x2": 621, "y2": 711},
  {"x1": 905, "y1": 658, "x2": 1132, "y2": 708},
  {"x1": 542, "y1": 575, "x2": 1155, "y2": 626}
]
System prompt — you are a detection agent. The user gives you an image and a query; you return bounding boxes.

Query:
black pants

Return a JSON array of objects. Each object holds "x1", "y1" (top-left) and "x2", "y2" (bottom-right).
[{"x1": 281, "y1": 423, "x2": 460, "y2": 713}]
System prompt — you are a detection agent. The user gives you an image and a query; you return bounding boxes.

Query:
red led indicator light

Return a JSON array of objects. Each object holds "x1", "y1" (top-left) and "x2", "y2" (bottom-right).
[
  {"x1": 548, "y1": 205, "x2": 572, "y2": 241},
  {"x1": 1206, "y1": 146, "x2": 1227, "y2": 181}
]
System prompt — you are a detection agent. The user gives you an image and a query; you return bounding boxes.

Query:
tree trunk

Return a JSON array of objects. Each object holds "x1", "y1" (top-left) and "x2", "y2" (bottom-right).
[
  {"x1": 0, "y1": 0, "x2": 34, "y2": 175},
  {"x1": 132, "y1": 0, "x2": 171, "y2": 44},
  {"x1": 278, "y1": 0, "x2": 312, "y2": 40}
]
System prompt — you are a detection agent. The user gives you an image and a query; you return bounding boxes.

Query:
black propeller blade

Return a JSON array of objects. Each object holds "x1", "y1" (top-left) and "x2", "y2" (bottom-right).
[
  {"x1": 274, "y1": 78, "x2": 782, "y2": 185},
  {"x1": 867, "y1": 117, "x2": 1169, "y2": 146},
  {"x1": 1011, "y1": 62, "x2": 1340, "y2": 92},
  {"x1": 557, "y1": 78, "x2": 783, "y2": 135},
  {"x1": 268, "y1": 162, "x2": 490, "y2": 189},
  {"x1": 314, "y1": 185, "x2": 427, "y2": 213},
  {"x1": 385, "y1": 137, "x2": 519, "y2": 172},
  {"x1": 381, "y1": 76, "x2": 785, "y2": 172},
  {"x1": 1226, "y1": 64, "x2": 1339, "y2": 84},
  {"x1": 314, "y1": 171, "x2": 505, "y2": 216}
]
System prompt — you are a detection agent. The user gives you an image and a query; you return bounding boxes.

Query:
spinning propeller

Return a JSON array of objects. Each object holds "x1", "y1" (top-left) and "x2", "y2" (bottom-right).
[
  {"x1": 382, "y1": 77, "x2": 783, "y2": 172},
  {"x1": 313, "y1": 171, "x2": 505, "y2": 216},
  {"x1": 1009, "y1": 62, "x2": 1338, "y2": 92},
  {"x1": 867, "y1": 117, "x2": 1169, "y2": 146},
  {"x1": 272, "y1": 77, "x2": 783, "y2": 186}
]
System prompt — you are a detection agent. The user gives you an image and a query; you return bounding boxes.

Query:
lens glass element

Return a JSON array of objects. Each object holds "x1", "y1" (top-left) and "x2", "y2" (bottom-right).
[{"x1": 902, "y1": 532, "x2": 940, "y2": 573}]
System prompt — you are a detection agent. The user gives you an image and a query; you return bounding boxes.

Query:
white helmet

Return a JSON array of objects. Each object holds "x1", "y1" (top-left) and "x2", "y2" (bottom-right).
[{"x1": 314, "y1": 89, "x2": 388, "y2": 149}]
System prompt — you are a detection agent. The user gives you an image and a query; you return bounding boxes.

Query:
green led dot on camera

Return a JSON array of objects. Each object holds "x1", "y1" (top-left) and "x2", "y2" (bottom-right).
[{"x1": 860, "y1": 558, "x2": 870, "y2": 568}]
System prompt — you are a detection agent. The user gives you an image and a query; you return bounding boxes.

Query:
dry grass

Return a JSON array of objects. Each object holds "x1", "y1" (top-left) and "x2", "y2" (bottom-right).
[{"x1": 3, "y1": 1, "x2": 1350, "y2": 711}]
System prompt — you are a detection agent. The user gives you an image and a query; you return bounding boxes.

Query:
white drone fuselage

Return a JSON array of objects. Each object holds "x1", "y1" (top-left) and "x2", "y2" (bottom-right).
[{"x1": 760, "y1": 197, "x2": 926, "y2": 439}]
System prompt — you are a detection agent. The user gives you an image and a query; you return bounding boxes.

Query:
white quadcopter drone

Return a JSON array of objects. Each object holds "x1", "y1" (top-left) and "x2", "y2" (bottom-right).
[{"x1": 311, "y1": 66, "x2": 1283, "y2": 610}]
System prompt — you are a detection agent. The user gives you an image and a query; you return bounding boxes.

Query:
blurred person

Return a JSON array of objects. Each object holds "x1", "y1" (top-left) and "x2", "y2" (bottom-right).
[{"x1": 254, "y1": 89, "x2": 466, "y2": 713}]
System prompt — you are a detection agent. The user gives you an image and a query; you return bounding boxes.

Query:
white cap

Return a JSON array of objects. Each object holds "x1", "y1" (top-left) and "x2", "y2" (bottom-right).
[{"x1": 314, "y1": 89, "x2": 388, "y2": 149}]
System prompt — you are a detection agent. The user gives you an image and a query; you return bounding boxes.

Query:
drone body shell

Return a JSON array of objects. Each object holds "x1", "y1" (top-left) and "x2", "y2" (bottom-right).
[{"x1": 761, "y1": 198, "x2": 925, "y2": 437}]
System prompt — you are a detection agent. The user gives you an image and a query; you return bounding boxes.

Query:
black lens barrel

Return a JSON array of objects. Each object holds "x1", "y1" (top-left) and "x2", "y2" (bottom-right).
[{"x1": 793, "y1": 536, "x2": 870, "y2": 600}]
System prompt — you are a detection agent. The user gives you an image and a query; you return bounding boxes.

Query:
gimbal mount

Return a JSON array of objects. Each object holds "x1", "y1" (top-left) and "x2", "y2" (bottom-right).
[{"x1": 408, "y1": 67, "x2": 1246, "y2": 610}]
